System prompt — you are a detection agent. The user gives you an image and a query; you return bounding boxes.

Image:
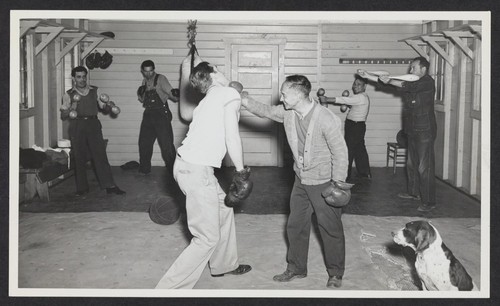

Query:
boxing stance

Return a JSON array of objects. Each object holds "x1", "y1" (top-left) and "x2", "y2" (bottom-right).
[
  {"x1": 155, "y1": 62, "x2": 252, "y2": 289},
  {"x1": 241, "y1": 75, "x2": 350, "y2": 289}
]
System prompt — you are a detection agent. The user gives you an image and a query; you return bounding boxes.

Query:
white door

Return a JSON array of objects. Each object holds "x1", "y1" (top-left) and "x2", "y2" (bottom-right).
[{"x1": 227, "y1": 43, "x2": 283, "y2": 166}]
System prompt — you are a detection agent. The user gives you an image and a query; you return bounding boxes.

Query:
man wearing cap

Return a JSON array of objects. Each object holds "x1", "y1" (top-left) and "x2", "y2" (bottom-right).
[
  {"x1": 137, "y1": 60, "x2": 179, "y2": 178},
  {"x1": 60, "y1": 66, "x2": 125, "y2": 196}
]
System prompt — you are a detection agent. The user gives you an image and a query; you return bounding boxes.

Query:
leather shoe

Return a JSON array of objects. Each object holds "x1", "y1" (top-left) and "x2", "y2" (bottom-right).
[
  {"x1": 417, "y1": 204, "x2": 436, "y2": 212},
  {"x1": 327, "y1": 275, "x2": 342, "y2": 288},
  {"x1": 106, "y1": 186, "x2": 126, "y2": 195},
  {"x1": 397, "y1": 192, "x2": 421, "y2": 200},
  {"x1": 75, "y1": 189, "x2": 89, "y2": 197},
  {"x1": 211, "y1": 264, "x2": 252, "y2": 277},
  {"x1": 273, "y1": 270, "x2": 307, "y2": 282}
]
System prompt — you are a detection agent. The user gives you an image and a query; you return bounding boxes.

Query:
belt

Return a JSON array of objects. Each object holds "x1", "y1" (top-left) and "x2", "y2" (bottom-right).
[
  {"x1": 75, "y1": 115, "x2": 98, "y2": 120},
  {"x1": 346, "y1": 119, "x2": 365, "y2": 124}
]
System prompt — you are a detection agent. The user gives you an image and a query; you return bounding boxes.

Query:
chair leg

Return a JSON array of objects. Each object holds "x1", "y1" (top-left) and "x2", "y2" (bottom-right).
[
  {"x1": 386, "y1": 145, "x2": 390, "y2": 167},
  {"x1": 393, "y1": 148, "x2": 397, "y2": 174}
]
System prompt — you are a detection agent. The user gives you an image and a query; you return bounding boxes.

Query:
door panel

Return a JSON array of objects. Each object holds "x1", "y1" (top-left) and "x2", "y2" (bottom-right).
[{"x1": 230, "y1": 44, "x2": 281, "y2": 166}]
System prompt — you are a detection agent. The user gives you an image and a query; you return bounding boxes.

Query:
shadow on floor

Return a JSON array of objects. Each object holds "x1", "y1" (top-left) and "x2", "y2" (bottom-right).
[{"x1": 19, "y1": 166, "x2": 480, "y2": 218}]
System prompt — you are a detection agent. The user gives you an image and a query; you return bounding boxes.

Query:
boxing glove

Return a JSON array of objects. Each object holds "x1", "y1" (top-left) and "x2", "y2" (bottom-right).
[
  {"x1": 137, "y1": 85, "x2": 146, "y2": 102},
  {"x1": 171, "y1": 88, "x2": 180, "y2": 98},
  {"x1": 224, "y1": 166, "x2": 253, "y2": 207},
  {"x1": 321, "y1": 180, "x2": 354, "y2": 208}
]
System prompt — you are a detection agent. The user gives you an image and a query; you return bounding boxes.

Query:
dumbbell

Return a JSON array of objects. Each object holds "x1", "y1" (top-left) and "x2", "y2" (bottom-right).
[
  {"x1": 340, "y1": 90, "x2": 349, "y2": 112},
  {"x1": 69, "y1": 110, "x2": 78, "y2": 119},
  {"x1": 228, "y1": 81, "x2": 244, "y2": 93},
  {"x1": 107, "y1": 101, "x2": 121, "y2": 115},
  {"x1": 317, "y1": 88, "x2": 327, "y2": 106},
  {"x1": 99, "y1": 93, "x2": 110, "y2": 103}
]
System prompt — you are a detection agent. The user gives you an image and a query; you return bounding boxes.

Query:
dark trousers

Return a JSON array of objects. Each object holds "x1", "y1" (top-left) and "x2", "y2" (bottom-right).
[
  {"x1": 286, "y1": 176, "x2": 345, "y2": 278},
  {"x1": 344, "y1": 119, "x2": 371, "y2": 178},
  {"x1": 138, "y1": 109, "x2": 176, "y2": 176},
  {"x1": 70, "y1": 119, "x2": 115, "y2": 192},
  {"x1": 406, "y1": 131, "x2": 436, "y2": 206}
]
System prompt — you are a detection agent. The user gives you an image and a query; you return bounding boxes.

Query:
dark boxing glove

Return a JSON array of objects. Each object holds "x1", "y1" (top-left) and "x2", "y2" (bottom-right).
[
  {"x1": 171, "y1": 88, "x2": 180, "y2": 97},
  {"x1": 137, "y1": 85, "x2": 146, "y2": 101},
  {"x1": 224, "y1": 166, "x2": 253, "y2": 207},
  {"x1": 321, "y1": 180, "x2": 354, "y2": 208}
]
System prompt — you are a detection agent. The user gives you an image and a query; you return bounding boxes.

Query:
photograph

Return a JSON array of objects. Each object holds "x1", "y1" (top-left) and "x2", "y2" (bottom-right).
[{"x1": 9, "y1": 10, "x2": 490, "y2": 299}]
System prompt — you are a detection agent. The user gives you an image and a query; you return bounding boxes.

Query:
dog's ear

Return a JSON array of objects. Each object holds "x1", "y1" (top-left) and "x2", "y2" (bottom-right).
[{"x1": 415, "y1": 229, "x2": 430, "y2": 252}]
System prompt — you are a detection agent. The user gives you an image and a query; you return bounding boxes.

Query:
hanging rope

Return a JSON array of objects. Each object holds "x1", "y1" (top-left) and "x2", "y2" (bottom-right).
[
  {"x1": 187, "y1": 20, "x2": 198, "y2": 70},
  {"x1": 179, "y1": 19, "x2": 203, "y2": 122}
]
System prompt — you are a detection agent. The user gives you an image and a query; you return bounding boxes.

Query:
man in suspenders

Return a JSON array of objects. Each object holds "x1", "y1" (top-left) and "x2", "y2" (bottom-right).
[{"x1": 137, "y1": 60, "x2": 179, "y2": 178}]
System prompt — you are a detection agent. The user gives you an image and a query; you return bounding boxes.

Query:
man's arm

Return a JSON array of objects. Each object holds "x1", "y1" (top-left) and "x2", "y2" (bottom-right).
[
  {"x1": 240, "y1": 91, "x2": 285, "y2": 123},
  {"x1": 320, "y1": 94, "x2": 365, "y2": 106},
  {"x1": 60, "y1": 92, "x2": 72, "y2": 120},
  {"x1": 95, "y1": 87, "x2": 107, "y2": 109},
  {"x1": 322, "y1": 113, "x2": 349, "y2": 181},
  {"x1": 158, "y1": 74, "x2": 179, "y2": 103},
  {"x1": 379, "y1": 75, "x2": 405, "y2": 88},
  {"x1": 224, "y1": 99, "x2": 244, "y2": 172}
]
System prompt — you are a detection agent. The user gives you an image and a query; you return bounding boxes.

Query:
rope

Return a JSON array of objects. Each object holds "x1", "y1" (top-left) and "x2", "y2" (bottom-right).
[{"x1": 187, "y1": 20, "x2": 198, "y2": 70}]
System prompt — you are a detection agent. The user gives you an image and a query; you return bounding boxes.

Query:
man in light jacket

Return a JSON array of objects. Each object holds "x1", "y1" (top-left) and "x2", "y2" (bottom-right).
[{"x1": 241, "y1": 75, "x2": 349, "y2": 289}]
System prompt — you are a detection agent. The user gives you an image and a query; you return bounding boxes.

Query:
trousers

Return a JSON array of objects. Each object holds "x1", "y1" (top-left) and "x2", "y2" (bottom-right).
[
  {"x1": 344, "y1": 119, "x2": 371, "y2": 178},
  {"x1": 69, "y1": 118, "x2": 114, "y2": 192},
  {"x1": 406, "y1": 130, "x2": 436, "y2": 206},
  {"x1": 286, "y1": 176, "x2": 345, "y2": 278},
  {"x1": 138, "y1": 109, "x2": 176, "y2": 175},
  {"x1": 155, "y1": 156, "x2": 239, "y2": 289}
]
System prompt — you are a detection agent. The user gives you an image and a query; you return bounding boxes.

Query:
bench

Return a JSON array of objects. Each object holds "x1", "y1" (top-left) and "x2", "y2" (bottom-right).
[{"x1": 20, "y1": 164, "x2": 74, "y2": 202}]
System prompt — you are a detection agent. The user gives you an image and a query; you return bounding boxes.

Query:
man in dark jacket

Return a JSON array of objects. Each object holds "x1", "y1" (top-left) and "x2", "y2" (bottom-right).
[{"x1": 377, "y1": 57, "x2": 437, "y2": 212}]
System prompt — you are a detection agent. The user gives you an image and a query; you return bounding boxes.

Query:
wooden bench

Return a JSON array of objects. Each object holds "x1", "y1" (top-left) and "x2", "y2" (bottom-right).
[{"x1": 20, "y1": 166, "x2": 74, "y2": 202}]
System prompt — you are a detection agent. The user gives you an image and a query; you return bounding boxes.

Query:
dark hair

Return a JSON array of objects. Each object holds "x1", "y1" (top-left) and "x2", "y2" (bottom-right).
[
  {"x1": 190, "y1": 62, "x2": 214, "y2": 94},
  {"x1": 141, "y1": 60, "x2": 155, "y2": 70},
  {"x1": 284, "y1": 75, "x2": 311, "y2": 98},
  {"x1": 354, "y1": 74, "x2": 368, "y2": 84},
  {"x1": 71, "y1": 66, "x2": 88, "y2": 77},
  {"x1": 413, "y1": 56, "x2": 430, "y2": 71}
]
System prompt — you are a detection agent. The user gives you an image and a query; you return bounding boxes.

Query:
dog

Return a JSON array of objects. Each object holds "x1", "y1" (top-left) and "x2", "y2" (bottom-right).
[{"x1": 392, "y1": 220, "x2": 476, "y2": 291}]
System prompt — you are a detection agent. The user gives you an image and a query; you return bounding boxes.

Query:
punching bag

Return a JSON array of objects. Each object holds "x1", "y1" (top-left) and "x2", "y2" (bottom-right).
[{"x1": 179, "y1": 45, "x2": 204, "y2": 122}]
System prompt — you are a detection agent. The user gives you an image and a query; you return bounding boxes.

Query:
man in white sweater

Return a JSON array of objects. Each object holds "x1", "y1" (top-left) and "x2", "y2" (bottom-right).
[{"x1": 319, "y1": 76, "x2": 372, "y2": 181}]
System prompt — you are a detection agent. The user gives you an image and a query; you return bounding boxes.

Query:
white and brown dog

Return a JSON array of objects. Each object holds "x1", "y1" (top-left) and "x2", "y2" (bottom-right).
[{"x1": 392, "y1": 220, "x2": 476, "y2": 291}]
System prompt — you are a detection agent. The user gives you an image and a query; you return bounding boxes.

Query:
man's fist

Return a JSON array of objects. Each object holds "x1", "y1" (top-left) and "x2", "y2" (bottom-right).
[{"x1": 225, "y1": 167, "x2": 253, "y2": 207}]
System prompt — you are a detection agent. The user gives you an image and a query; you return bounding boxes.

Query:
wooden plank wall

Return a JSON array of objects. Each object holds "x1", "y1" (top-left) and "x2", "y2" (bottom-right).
[{"x1": 88, "y1": 20, "x2": 421, "y2": 167}]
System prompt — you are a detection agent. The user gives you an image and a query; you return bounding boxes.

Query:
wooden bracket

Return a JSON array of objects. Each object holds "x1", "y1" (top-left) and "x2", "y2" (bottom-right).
[
  {"x1": 421, "y1": 36, "x2": 453, "y2": 66},
  {"x1": 34, "y1": 26, "x2": 65, "y2": 55},
  {"x1": 443, "y1": 31, "x2": 475, "y2": 60},
  {"x1": 405, "y1": 39, "x2": 429, "y2": 60},
  {"x1": 81, "y1": 37, "x2": 105, "y2": 59},
  {"x1": 56, "y1": 33, "x2": 87, "y2": 65}
]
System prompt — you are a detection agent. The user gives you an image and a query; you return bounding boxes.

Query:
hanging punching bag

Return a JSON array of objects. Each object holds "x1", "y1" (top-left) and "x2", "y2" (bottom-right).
[{"x1": 179, "y1": 45, "x2": 204, "y2": 122}]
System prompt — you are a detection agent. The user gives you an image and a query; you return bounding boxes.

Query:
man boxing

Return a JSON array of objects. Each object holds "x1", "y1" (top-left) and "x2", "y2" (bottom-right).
[{"x1": 155, "y1": 62, "x2": 252, "y2": 289}]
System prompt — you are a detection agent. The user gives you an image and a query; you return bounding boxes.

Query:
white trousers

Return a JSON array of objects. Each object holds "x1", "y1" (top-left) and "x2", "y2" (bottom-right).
[{"x1": 155, "y1": 156, "x2": 239, "y2": 289}]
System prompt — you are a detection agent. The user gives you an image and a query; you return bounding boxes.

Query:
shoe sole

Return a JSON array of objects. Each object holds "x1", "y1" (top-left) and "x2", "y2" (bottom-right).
[
  {"x1": 273, "y1": 274, "x2": 307, "y2": 282},
  {"x1": 211, "y1": 266, "x2": 252, "y2": 277}
]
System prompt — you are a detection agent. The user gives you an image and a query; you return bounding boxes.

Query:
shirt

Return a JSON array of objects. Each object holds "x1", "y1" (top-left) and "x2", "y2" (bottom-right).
[
  {"x1": 177, "y1": 86, "x2": 241, "y2": 168},
  {"x1": 335, "y1": 92, "x2": 370, "y2": 122}
]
